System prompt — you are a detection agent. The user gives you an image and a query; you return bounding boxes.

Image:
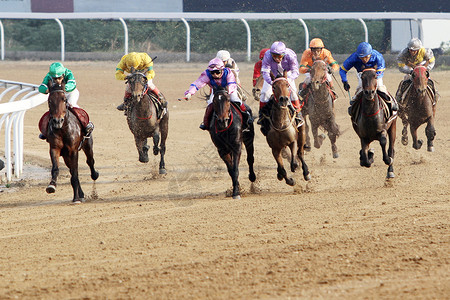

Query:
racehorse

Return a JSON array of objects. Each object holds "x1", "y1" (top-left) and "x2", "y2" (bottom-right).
[
  {"x1": 398, "y1": 66, "x2": 436, "y2": 152},
  {"x1": 351, "y1": 69, "x2": 396, "y2": 178},
  {"x1": 126, "y1": 68, "x2": 169, "y2": 174},
  {"x1": 209, "y1": 87, "x2": 256, "y2": 199},
  {"x1": 45, "y1": 79, "x2": 99, "y2": 203},
  {"x1": 302, "y1": 60, "x2": 340, "y2": 158},
  {"x1": 265, "y1": 72, "x2": 310, "y2": 186}
]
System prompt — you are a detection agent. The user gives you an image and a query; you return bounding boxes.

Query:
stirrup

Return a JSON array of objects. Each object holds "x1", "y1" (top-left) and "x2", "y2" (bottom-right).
[
  {"x1": 117, "y1": 103, "x2": 126, "y2": 111},
  {"x1": 199, "y1": 123, "x2": 208, "y2": 130},
  {"x1": 39, "y1": 133, "x2": 46, "y2": 140},
  {"x1": 85, "y1": 122, "x2": 94, "y2": 137}
]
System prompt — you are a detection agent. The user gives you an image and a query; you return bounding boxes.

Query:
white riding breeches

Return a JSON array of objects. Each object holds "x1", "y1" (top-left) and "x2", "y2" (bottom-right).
[
  {"x1": 354, "y1": 73, "x2": 387, "y2": 95},
  {"x1": 260, "y1": 76, "x2": 299, "y2": 103},
  {"x1": 125, "y1": 79, "x2": 156, "y2": 94},
  {"x1": 303, "y1": 72, "x2": 333, "y2": 85},
  {"x1": 66, "y1": 88, "x2": 80, "y2": 108},
  {"x1": 207, "y1": 90, "x2": 241, "y2": 105}
]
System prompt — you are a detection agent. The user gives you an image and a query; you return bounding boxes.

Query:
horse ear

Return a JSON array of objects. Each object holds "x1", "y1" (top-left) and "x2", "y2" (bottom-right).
[
  {"x1": 270, "y1": 72, "x2": 275, "y2": 81},
  {"x1": 131, "y1": 66, "x2": 135, "y2": 73}
]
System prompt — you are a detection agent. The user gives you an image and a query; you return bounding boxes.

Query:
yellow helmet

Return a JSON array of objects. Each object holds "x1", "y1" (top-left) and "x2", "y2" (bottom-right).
[
  {"x1": 309, "y1": 38, "x2": 324, "y2": 48},
  {"x1": 124, "y1": 52, "x2": 141, "y2": 69}
]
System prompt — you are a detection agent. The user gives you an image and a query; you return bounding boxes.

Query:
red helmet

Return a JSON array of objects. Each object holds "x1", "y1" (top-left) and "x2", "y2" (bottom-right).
[
  {"x1": 259, "y1": 48, "x2": 270, "y2": 60},
  {"x1": 207, "y1": 58, "x2": 225, "y2": 71}
]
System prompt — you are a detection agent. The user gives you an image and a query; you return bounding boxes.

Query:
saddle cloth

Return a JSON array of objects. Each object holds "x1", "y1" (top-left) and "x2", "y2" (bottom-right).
[
  {"x1": 148, "y1": 92, "x2": 167, "y2": 120},
  {"x1": 351, "y1": 92, "x2": 397, "y2": 125},
  {"x1": 38, "y1": 107, "x2": 90, "y2": 135}
]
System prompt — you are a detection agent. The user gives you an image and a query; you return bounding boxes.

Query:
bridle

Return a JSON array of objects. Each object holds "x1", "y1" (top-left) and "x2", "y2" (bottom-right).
[
  {"x1": 271, "y1": 77, "x2": 291, "y2": 103},
  {"x1": 127, "y1": 72, "x2": 148, "y2": 99}
]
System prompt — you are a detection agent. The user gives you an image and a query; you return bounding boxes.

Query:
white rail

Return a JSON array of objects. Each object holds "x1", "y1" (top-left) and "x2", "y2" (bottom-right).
[{"x1": 0, "y1": 80, "x2": 47, "y2": 182}]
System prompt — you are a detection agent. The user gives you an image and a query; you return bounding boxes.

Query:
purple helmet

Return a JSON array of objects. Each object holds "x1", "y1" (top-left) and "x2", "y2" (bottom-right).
[
  {"x1": 207, "y1": 58, "x2": 225, "y2": 71},
  {"x1": 270, "y1": 41, "x2": 286, "y2": 55}
]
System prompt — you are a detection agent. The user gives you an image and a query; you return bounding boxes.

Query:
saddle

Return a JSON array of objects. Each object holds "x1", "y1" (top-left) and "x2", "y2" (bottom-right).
[
  {"x1": 39, "y1": 107, "x2": 89, "y2": 135},
  {"x1": 400, "y1": 80, "x2": 437, "y2": 106},
  {"x1": 147, "y1": 91, "x2": 167, "y2": 120},
  {"x1": 350, "y1": 92, "x2": 397, "y2": 125}
]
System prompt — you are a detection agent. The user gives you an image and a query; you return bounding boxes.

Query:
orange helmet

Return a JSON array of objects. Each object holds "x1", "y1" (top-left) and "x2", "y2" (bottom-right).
[{"x1": 309, "y1": 38, "x2": 324, "y2": 48}]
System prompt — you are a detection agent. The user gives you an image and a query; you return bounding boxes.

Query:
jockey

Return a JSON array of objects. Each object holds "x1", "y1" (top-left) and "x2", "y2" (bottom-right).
[
  {"x1": 181, "y1": 58, "x2": 253, "y2": 131},
  {"x1": 298, "y1": 38, "x2": 340, "y2": 101},
  {"x1": 38, "y1": 62, "x2": 94, "y2": 140},
  {"x1": 339, "y1": 42, "x2": 398, "y2": 114},
  {"x1": 252, "y1": 48, "x2": 270, "y2": 100},
  {"x1": 258, "y1": 41, "x2": 302, "y2": 135},
  {"x1": 395, "y1": 38, "x2": 438, "y2": 105},
  {"x1": 216, "y1": 50, "x2": 246, "y2": 101},
  {"x1": 115, "y1": 52, "x2": 167, "y2": 112}
]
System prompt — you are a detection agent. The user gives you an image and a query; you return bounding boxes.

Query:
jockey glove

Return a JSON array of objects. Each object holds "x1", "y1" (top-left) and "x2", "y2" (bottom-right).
[{"x1": 343, "y1": 81, "x2": 350, "y2": 91}]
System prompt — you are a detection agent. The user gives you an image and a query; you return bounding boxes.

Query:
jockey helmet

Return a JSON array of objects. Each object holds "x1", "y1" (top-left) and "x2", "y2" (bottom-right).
[
  {"x1": 408, "y1": 38, "x2": 422, "y2": 51},
  {"x1": 309, "y1": 38, "x2": 324, "y2": 48},
  {"x1": 216, "y1": 50, "x2": 231, "y2": 62},
  {"x1": 124, "y1": 52, "x2": 141, "y2": 69},
  {"x1": 356, "y1": 42, "x2": 372, "y2": 57},
  {"x1": 208, "y1": 58, "x2": 225, "y2": 71},
  {"x1": 259, "y1": 48, "x2": 270, "y2": 60},
  {"x1": 49, "y1": 62, "x2": 66, "y2": 78},
  {"x1": 270, "y1": 41, "x2": 286, "y2": 55}
]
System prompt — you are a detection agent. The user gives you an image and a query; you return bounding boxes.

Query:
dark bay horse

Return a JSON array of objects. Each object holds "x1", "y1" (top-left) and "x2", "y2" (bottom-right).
[
  {"x1": 265, "y1": 73, "x2": 310, "y2": 186},
  {"x1": 126, "y1": 68, "x2": 168, "y2": 174},
  {"x1": 209, "y1": 88, "x2": 256, "y2": 199},
  {"x1": 398, "y1": 66, "x2": 436, "y2": 152},
  {"x1": 352, "y1": 69, "x2": 396, "y2": 178},
  {"x1": 302, "y1": 60, "x2": 340, "y2": 158},
  {"x1": 45, "y1": 80, "x2": 99, "y2": 203}
]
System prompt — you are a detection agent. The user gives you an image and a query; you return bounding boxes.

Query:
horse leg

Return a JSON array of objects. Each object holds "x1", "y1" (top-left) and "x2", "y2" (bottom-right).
[
  {"x1": 410, "y1": 123, "x2": 423, "y2": 150},
  {"x1": 63, "y1": 151, "x2": 84, "y2": 203},
  {"x1": 288, "y1": 141, "x2": 299, "y2": 173},
  {"x1": 297, "y1": 124, "x2": 311, "y2": 181},
  {"x1": 425, "y1": 118, "x2": 436, "y2": 152},
  {"x1": 243, "y1": 127, "x2": 256, "y2": 182},
  {"x1": 222, "y1": 152, "x2": 241, "y2": 199},
  {"x1": 152, "y1": 131, "x2": 160, "y2": 155},
  {"x1": 82, "y1": 138, "x2": 99, "y2": 181},
  {"x1": 304, "y1": 116, "x2": 311, "y2": 151},
  {"x1": 379, "y1": 131, "x2": 393, "y2": 166},
  {"x1": 272, "y1": 148, "x2": 294, "y2": 186},
  {"x1": 328, "y1": 120, "x2": 339, "y2": 158},
  {"x1": 400, "y1": 113, "x2": 409, "y2": 146},
  {"x1": 158, "y1": 114, "x2": 169, "y2": 174},
  {"x1": 312, "y1": 122, "x2": 325, "y2": 149},
  {"x1": 359, "y1": 140, "x2": 372, "y2": 167},
  {"x1": 135, "y1": 137, "x2": 149, "y2": 163},
  {"x1": 386, "y1": 124, "x2": 396, "y2": 178},
  {"x1": 46, "y1": 148, "x2": 61, "y2": 193}
]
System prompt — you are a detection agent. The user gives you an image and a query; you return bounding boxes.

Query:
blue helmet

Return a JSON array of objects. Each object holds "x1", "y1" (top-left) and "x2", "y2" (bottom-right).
[{"x1": 356, "y1": 42, "x2": 372, "y2": 57}]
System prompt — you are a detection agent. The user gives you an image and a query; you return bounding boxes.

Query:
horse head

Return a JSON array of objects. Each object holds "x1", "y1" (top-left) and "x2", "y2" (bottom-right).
[
  {"x1": 271, "y1": 70, "x2": 290, "y2": 109},
  {"x1": 310, "y1": 60, "x2": 327, "y2": 91},
  {"x1": 47, "y1": 79, "x2": 67, "y2": 129},
  {"x1": 212, "y1": 87, "x2": 231, "y2": 130},
  {"x1": 361, "y1": 68, "x2": 378, "y2": 100},
  {"x1": 411, "y1": 66, "x2": 429, "y2": 95},
  {"x1": 127, "y1": 67, "x2": 148, "y2": 101}
]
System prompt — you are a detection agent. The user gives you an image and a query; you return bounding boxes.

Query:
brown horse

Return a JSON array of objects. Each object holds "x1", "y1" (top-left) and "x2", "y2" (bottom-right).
[
  {"x1": 351, "y1": 69, "x2": 396, "y2": 178},
  {"x1": 126, "y1": 68, "x2": 169, "y2": 174},
  {"x1": 209, "y1": 87, "x2": 256, "y2": 199},
  {"x1": 45, "y1": 79, "x2": 99, "y2": 203},
  {"x1": 302, "y1": 60, "x2": 340, "y2": 158},
  {"x1": 265, "y1": 72, "x2": 310, "y2": 186},
  {"x1": 398, "y1": 66, "x2": 436, "y2": 152}
]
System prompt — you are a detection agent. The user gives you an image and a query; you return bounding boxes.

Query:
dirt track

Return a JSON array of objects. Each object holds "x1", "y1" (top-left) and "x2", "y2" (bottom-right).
[{"x1": 0, "y1": 61, "x2": 449, "y2": 299}]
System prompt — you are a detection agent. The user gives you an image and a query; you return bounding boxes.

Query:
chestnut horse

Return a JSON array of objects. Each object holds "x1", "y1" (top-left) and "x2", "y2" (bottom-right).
[
  {"x1": 265, "y1": 72, "x2": 310, "y2": 186},
  {"x1": 209, "y1": 87, "x2": 256, "y2": 199},
  {"x1": 45, "y1": 80, "x2": 99, "y2": 203},
  {"x1": 126, "y1": 68, "x2": 169, "y2": 174},
  {"x1": 398, "y1": 66, "x2": 437, "y2": 152},
  {"x1": 302, "y1": 60, "x2": 340, "y2": 158},
  {"x1": 351, "y1": 69, "x2": 396, "y2": 178}
]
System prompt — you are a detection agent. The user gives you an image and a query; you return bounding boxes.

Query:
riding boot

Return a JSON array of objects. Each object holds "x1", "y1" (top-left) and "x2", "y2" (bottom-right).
[
  {"x1": 84, "y1": 121, "x2": 94, "y2": 137},
  {"x1": 39, "y1": 133, "x2": 46, "y2": 140},
  {"x1": 239, "y1": 103, "x2": 253, "y2": 131},
  {"x1": 200, "y1": 104, "x2": 214, "y2": 130},
  {"x1": 118, "y1": 92, "x2": 132, "y2": 115},
  {"x1": 291, "y1": 99, "x2": 304, "y2": 127},
  {"x1": 298, "y1": 82, "x2": 308, "y2": 104},
  {"x1": 157, "y1": 92, "x2": 168, "y2": 108}
]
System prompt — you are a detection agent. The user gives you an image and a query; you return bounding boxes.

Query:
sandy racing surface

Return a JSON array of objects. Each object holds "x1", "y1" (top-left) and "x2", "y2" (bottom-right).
[{"x1": 0, "y1": 61, "x2": 449, "y2": 299}]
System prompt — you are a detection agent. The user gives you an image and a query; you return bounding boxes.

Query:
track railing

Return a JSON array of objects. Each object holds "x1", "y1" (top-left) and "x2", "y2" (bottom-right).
[{"x1": 0, "y1": 80, "x2": 47, "y2": 182}]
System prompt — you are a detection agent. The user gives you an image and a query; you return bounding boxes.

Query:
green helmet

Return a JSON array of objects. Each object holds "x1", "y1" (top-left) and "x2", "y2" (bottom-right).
[{"x1": 49, "y1": 62, "x2": 66, "y2": 78}]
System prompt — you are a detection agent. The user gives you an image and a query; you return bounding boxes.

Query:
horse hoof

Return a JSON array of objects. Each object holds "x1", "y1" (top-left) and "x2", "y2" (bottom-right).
[
  {"x1": 72, "y1": 199, "x2": 83, "y2": 204},
  {"x1": 159, "y1": 168, "x2": 167, "y2": 175},
  {"x1": 401, "y1": 136, "x2": 408, "y2": 146},
  {"x1": 413, "y1": 140, "x2": 423, "y2": 150},
  {"x1": 46, "y1": 185, "x2": 56, "y2": 194},
  {"x1": 386, "y1": 172, "x2": 395, "y2": 179},
  {"x1": 139, "y1": 156, "x2": 149, "y2": 163},
  {"x1": 304, "y1": 173, "x2": 311, "y2": 181},
  {"x1": 286, "y1": 178, "x2": 295, "y2": 186},
  {"x1": 427, "y1": 146, "x2": 434, "y2": 152},
  {"x1": 232, "y1": 195, "x2": 241, "y2": 200},
  {"x1": 249, "y1": 172, "x2": 256, "y2": 182},
  {"x1": 332, "y1": 152, "x2": 339, "y2": 159},
  {"x1": 277, "y1": 173, "x2": 283, "y2": 181},
  {"x1": 153, "y1": 147, "x2": 159, "y2": 156},
  {"x1": 304, "y1": 145, "x2": 311, "y2": 152},
  {"x1": 91, "y1": 171, "x2": 99, "y2": 181}
]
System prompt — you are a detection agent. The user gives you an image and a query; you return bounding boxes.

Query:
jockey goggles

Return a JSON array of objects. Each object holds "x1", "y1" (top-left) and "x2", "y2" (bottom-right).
[
  {"x1": 210, "y1": 69, "x2": 222, "y2": 75},
  {"x1": 271, "y1": 53, "x2": 285, "y2": 60}
]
